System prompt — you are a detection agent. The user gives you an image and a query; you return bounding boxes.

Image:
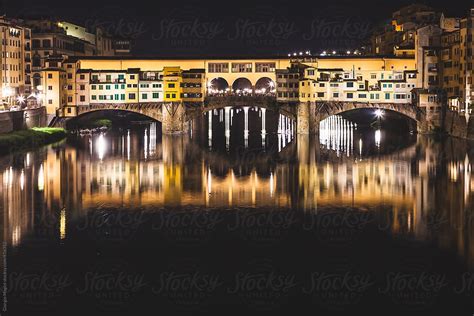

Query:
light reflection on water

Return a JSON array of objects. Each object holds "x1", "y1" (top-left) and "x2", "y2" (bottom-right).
[{"x1": 1, "y1": 109, "x2": 474, "y2": 267}]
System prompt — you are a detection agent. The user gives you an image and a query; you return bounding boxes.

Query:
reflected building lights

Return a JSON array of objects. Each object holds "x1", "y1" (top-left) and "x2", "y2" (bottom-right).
[
  {"x1": 150, "y1": 122, "x2": 157, "y2": 155},
  {"x1": 375, "y1": 130, "x2": 381, "y2": 149},
  {"x1": 225, "y1": 107, "x2": 231, "y2": 151},
  {"x1": 127, "y1": 130, "x2": 131, "y2": 160},
  {"x1": 320, "y1": 115, "x2": 355, "y2": 156},
  {"x1": 60, "y1": 208, "x2": 66, "y2": 240},
  {"x1": 243, "y1": 107, "x2": 249, "y2": 148},
  {"x1": 208, "y1": 111, "x2": 213, "y2": 148},
  {"x1": 38, "y1": 164, "x2": 44, "y2": 191},
  {"x1": 144, "y1": 128, "x2": 148, "y2": 160},
  {"x1": 8, "y1": 112, "x2": 474, "y2": 265},
  {"x1": 20, "y1": 169, "x2": 24, "y2": 191},
  {"x1": 270, "y1": 172, "x2": 274, "y2": 197},
  {"x1": 96, "y1": 134, "x2": 107, "y2": 160}
]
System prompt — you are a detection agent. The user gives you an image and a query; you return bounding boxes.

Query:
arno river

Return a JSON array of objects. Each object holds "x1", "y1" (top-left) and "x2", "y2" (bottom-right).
[{"x1": 2, "y1": 107, "x2": 474, "y2": 314}]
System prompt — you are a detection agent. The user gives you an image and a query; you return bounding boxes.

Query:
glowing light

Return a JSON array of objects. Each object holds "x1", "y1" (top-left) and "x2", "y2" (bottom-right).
[
  {"x1": 17, "y1": 95, "x2": 25, "y2": 104},
  {"x1": 38, "y1": 164, "x2": 44, "y2": 191},
  {"x1": 374, "y1": 109, "x2": 384, "y2": 118},
  {"x1": 96, "y1": 134, "x2": 107, "y2": 160},
  {"x1": 270, "y1": 172, "x2": 274, "y2": 197},
  {"x1": 375, "y1": 130, "x2": 381, "y2": 148},
  {"x1": 207, "y1": 168, "x2": 212, "y2": 194},
  {"x1": 20, "y1": 169, "x2": 24, "y2": 191},
  {"x1": 60, "y1": 208, "x2": 66, "y2": 240},
  {"x1": 2, "y1": 86, "x2": 13, "y2": 97}
]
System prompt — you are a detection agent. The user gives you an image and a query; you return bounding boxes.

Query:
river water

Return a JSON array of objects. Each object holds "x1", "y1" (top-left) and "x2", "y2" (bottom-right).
[{"x1": 2, "y1": 107, "x2": 474, "y2": 315}]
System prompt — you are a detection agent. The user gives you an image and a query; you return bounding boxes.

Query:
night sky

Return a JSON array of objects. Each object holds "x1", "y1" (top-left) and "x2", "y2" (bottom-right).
[{"x1": 1, "y1": 0, "x2": 471, "y2": 56}]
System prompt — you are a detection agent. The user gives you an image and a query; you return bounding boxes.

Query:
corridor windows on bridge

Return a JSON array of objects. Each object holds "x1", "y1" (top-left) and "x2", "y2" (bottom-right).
[
  {"x1": 370, "y1": 93, "x2": 380, "y2": 100},
  {"x1": 208, "y1": 63, "x2": 228, "y2": 73},
  {"x1": 231, "y1": 63, "x2": 252, "y2": 73},
  {"x1": 129, "y1": 93, "x2": 136, "y2": 100},
  {"x1": 255, "y1": 62, "x2": 276, "y2": 73}
]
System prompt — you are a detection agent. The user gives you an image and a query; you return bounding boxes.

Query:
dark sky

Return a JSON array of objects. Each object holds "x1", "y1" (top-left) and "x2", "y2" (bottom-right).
[{"x1": 1, "y1": 0, "x2": 471, "y2": 56}]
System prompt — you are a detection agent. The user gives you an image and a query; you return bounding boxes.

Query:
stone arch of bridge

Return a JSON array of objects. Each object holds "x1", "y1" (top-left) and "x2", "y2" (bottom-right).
[{"x1": 316, "y1": 101, "x2": 422, "y2": 123}]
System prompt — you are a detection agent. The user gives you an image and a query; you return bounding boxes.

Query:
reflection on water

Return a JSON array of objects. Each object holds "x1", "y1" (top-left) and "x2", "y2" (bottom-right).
[{"x1": 2, "y1": 108, "x2": 474, "y2": 267}]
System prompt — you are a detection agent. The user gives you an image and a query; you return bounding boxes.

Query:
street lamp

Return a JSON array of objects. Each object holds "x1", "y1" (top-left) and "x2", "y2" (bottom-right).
[{"x1": 374, "y1": 109, "x2": 384, "y2": 119}]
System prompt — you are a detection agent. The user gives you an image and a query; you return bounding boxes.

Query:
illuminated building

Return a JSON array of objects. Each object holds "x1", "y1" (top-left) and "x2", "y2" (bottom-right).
[
  {"x1": 23, "y1": 19, "x2": 131, "y2": 91},
  {"x1": 0, "y1": 17, "x2": 32, "y2": 108}
]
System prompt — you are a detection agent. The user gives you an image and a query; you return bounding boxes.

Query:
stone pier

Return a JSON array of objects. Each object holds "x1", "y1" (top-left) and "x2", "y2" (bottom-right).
[
  {"x1": 297, "y1": 102, "x2": 319, "y2": 134},
  {"x1": 162, "y1": 102, "x2": 187, "y2": 134}
]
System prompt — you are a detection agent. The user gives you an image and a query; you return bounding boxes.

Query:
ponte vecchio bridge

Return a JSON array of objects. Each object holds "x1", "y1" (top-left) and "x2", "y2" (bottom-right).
[{"x1": 48, "y1": 56, "x2": 431, "y2": 133}]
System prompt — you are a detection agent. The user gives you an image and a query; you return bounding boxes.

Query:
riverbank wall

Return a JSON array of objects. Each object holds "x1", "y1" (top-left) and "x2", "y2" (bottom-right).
[
  {"x1": 0, "y1": 107, "x2": 47, "y2": 134},
  {"x1": 443, "y1": 111, "x2": 474, "y2": 140}
]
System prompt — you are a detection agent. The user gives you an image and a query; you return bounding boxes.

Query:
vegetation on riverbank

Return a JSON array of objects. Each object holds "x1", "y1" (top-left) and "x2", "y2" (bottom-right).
[
  {"x1": 0, "y1": 127, "x2": 67, "y2": 154},
  {"x1": 66, "y1": 117, "x2": 114, "y2": 131}
]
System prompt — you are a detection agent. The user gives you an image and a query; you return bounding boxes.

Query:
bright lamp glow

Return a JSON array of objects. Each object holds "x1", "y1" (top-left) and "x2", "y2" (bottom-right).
[
  {"x1": 2, "y1": 87, "x2": 13, "y2": 97},
  {"x1": 374, "y1": 109, "x2": 384, "y2": 118}
]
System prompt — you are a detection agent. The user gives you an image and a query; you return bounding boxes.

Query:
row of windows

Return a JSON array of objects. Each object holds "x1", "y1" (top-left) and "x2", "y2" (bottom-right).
[
  {"x1": 140, "y1": 83, "x2": 162, "y2": 88},
  {"x1": 91, "y1": 74, "x2": 129, "y2": 81},
  {"x1": 277, "y1": 92, "x2": 299, "y2": 98},
  {"x1": 1, "y1": 51, "x2": 22, "y2": 59},
  {"x1": 300, "y1": 81, "x2": 415, "y2": 91},
  {"x1": 84, "y1": 82, "x2": 202, "y2": 91},
  {"x1": 277, "y1": 74, "x2": 299, "y2": 79},
  {"x1": 208, "y1": 62, "x2": 276, "y2": 73},
  {"x1": 1, "y1": 39, "x2": 21, "y2": 47},
  {"x1": 2, "y1": 76, "x2": 21, "y2": 84},
  {"x1": 91, "y1": 93, "x2": 162, "y2": 101},
  {"x1": 91, "y1": 84, "x2": 127, "y2": 90},
  {"x1": 277, "y1": 82, "x2": 299, "y2": 88},
  {"x1": 1, "y1": 64, "x2": 21, "y2": 71},
  {"x1": 299, "y1": 92, "x2": 411, "y2": 99}
]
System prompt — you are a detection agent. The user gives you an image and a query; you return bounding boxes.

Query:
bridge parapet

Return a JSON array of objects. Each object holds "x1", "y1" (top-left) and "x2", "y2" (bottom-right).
[
  {"x1": 204, "y1": 95, "x2": 277, "y2": 108},
  {"x1": 77, "y1": 102, "x2": 164, "y2": 122}
]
